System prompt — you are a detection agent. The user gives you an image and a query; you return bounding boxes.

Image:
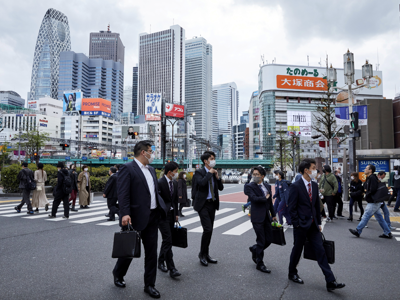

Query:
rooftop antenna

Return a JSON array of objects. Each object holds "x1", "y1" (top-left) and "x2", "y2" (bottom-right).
[
  {"x1": 307, "y1": 55, "x2": 309, "y2": 66},
  {"x1": 261, "y1": 55, "x2": 265, "y2": 65},
  {"x1": 318, "y1": 57, "x2": 322, "y2": 67},
  {"x1": 107, "y1": 23, "x2": 110, "y2": 32},
  {"x1": 376, "y1": 48, "x2": 380, "y2": 71}
]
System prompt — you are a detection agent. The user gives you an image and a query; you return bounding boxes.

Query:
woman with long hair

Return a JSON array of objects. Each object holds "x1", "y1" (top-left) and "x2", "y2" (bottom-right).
[
  {"x1": 31, "y1": 163, "x2": 49, "y2": 212},
  {"x1": 78, "y1": 165, "x2": 91, "y2": 208},
  {"x1": 177, "y1": 171, "x2": 188, "y2": 217},
  {"x1": 348, "y1": 172, "x2": 364, "y2": 221}
]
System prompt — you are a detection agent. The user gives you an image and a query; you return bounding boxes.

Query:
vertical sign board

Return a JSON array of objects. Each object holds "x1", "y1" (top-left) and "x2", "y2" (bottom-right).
[
  {"x1": 145, "y1": 93, "x2": 162, "y2": 121},
  {"x1": 287, "y1": 111, "x2": 312, "y2": 137},
  {"x1": 335, "y1": 105, "x2": 368, "y2": 126},
  {"x1": 358, "y1": 160, "x2": 389, "y2": 182}
]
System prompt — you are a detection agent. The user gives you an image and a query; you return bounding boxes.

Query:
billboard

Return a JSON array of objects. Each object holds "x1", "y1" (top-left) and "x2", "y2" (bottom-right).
[
  {"x1": 81, "y1": 98, "x2": 111, "y2": 117},
  {"x1": 28, "y1": 101, "x2": 37, "y2": 109},
  {"x1": 63, "y1": 91, "x2": 82, "y2": 112},
  {"x1": 121, "y1": 126, "x2": 140, "y2": 140},
  {"x1": 335, "y1": 105, "x2": 368, "y2": 126},
  {"x1": 165, "y1": 104, "x2": 184, "y2": 118},
  {"x1": 145, "y1": 93, "x2": 161, "y2": 121},
  {"x1": 287, "y1": 111, "x2": 312, "y2": 136}
]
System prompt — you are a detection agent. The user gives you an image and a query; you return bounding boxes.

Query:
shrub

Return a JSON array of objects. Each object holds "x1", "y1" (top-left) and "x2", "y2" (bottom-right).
[
  {"x1": 1, "y1": 164, "x2": 22, "y2": 193},
  {"x1": 43, "y1": 165, "x2": 58, "y2": 184}
]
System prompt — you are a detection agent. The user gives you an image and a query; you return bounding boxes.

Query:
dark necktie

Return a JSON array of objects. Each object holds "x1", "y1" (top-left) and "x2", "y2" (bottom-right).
[
  {"x1": 308, "y1": 183, "x2": 312, "y2": 203},
  {"x1": 169, "y1": 181, "x2": 174, "y2": 198},
  {"x1": 209, "y1": 177, "x2": 215, "y2": 201}
]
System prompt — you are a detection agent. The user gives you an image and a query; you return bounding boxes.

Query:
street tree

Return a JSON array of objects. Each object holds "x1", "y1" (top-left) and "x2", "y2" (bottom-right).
[{"x1": 17, "y1": 129, "x2": 50, "y2": 163}]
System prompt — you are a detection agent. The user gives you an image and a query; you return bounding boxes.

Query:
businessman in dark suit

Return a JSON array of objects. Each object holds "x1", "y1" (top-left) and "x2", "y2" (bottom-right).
[
  {"x1": 112, "y1": 141, "x2": 167, "y2": 299},
  {"x1": 244, "y1": 166, "x2": 277, "y2": 273},
  {"x1": 288, "y1": 158, "x2": 345, "y2": 292},
  {"x1": 157, "y1": 161, "x2": 181, "y2": 278},
  {"x1": 193, "y1": 151, "x2": 224, "y2": 266},
  {"x1": 103, "y1": 167, "x2": 119, "y2": 221}
]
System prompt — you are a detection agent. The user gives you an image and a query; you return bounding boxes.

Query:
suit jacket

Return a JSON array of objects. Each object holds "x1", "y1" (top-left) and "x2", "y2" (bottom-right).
[
  {"x1": 244, "y1": 182, "x2": 275, "y2": 223},
  {"x1": 54, "y1": 169, "x2": 70, "y2": 199},
  {"x1": 158, "y1": 176, "x2": 178, "y2": 218},
  {"x1": 104, "y1": 174, "x2": 118, "y2": 200},
  {"x1": 193, "y1": 167, "x2": 224, "y2": 211},
  {"x1": 118, "y1": 160, "x2": 167, "y2": 231},
  {"x1": 288, "y1": 178, "x2": 321, "y2": 229}
]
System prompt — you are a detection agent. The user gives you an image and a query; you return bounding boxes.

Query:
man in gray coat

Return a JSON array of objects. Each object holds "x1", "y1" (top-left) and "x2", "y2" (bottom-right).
[{"x1": 15, "y1": 162, "x2": 34, "y2": 215}]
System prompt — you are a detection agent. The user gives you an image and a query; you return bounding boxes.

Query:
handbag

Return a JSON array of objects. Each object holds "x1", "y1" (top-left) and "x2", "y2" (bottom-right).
[
  {"x1": 112, "y1": 224, "x2": 141, "y2": 258},
  {"x1": 36, "y1": 185, "x2": 42, "y2": 191},
  {"x1": 270, "y1": 222, "x2": 286, "y2": 246},
  {"x1": 371, "y1": 182, "x2": 390, "y2": 203},
  {"x1": 304, "y1": 232, "x2": 335, "y2": 264},
  {"x1": 171, "y1": 222, "x2": 188, "y2": 248}
]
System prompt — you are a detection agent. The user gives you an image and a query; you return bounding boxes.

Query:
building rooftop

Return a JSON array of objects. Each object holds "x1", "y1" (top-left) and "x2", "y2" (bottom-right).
[{"x1": 0, "y1": 91, "x2": 21, "y2": 97}]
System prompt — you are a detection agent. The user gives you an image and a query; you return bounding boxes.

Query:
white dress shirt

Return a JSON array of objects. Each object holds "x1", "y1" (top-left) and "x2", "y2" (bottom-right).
[
  {"x1": 135, "y1": 158, "x2": 157, "y2": 209},
  {"x1": 259, "y1": 183, "x2": 269, "y2": 197},
  {"x1": 164, "y1": 175, "x2": 174, "y2": 210}
]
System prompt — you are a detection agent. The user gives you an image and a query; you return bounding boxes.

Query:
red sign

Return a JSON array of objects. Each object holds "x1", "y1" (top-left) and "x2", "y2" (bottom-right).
[
  {"x1": 165, "y1": 104, "x2": 184, "y2": 119},
  {"x1": 39, "y1": 119, "x2": 48, "y2": 123}
]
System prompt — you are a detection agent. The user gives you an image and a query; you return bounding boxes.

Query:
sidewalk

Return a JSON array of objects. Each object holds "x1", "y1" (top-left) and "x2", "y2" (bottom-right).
[{"x1": 342, "y1": 200, "x2": 400, "y2": 223}]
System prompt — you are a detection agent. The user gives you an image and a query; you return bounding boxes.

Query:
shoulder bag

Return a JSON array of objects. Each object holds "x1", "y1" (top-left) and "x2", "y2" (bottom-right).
[{"x1": 304, "y1": 232, "x2": 335, "y2": 264}]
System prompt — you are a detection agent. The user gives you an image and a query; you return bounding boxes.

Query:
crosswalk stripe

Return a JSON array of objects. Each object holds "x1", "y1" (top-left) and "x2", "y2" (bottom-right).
[
  {"x1": 179, "y1": 208, "x2": 235, "y2": 227},
  {"x1": 396, "y1": 228, "x2": 400, "y2": 231},
  {"x1": 222, "y1": 219, "x2": 253, "y2": 235},
  {"x1": 190, "y1": 211, "x2": 248, "y2": 232},
  {"x1": 46, "y1": 209, "x2": 109, "y2": 222},
  {"x1": 71, "y1": 215, "x2": 112, "y2": 224},
  {"x1": 391, "y1": 232, "x2": 400, "y2": 235},
  {"x1": 395, "y1": 237, "x2": 400, "y2": 241},
  {"x1": 0, "y1": 203, "x2": 24, "y2": 209},
  {"x1": 96, "y1": 220, "x2": 119, "y2": 226}
]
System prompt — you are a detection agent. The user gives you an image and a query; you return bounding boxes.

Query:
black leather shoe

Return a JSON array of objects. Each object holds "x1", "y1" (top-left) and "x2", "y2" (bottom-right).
[
  {"x1": 158, "y1": 262, "x2": 168, "y2": 272},
  {"x1": 256, "y1": 265, "x2": 271, "y2": 273},
  {"x1": 113, "y1": 275, "x2": 126, "y2": 288},
  {"x1": 349, "y1": 229, "x2": 360, "y2": 237},
  {"x1": 249, "y1": 246, "x2": 257, "y2": 264},
  {"x1": 144, "y1": 286, "x2": 160, "y2": 298},
  {"x1": 105, "y1": 214, "x2": 110, "y2": 218},
  {"x1": 198, "y1": 254, "x2": 208, "y2": 266},
  {"x1": 205, "y1": 255, "x2": 217, "y2": 264},
  {"x1": 379, "y1": 233, "x2": 393, "y2": 239},
  {"x1": 289, "y1": 274, "x2": 304, "y2": 284},
  {"x1": 107, "y1": 217, "x2": 115, "y2": 221},
  {"x1": 169, "y1": 268, "x2": 181, "y2": 278},
  {"x1": 326, "y1": 281, "x2": 345, "y2": 292}
]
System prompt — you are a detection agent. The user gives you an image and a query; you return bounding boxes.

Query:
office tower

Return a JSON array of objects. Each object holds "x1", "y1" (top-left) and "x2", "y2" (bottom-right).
[
  {"x1": 240, "y1": 111, "x2": 249, "y2": 124},
  {"x1": 132, "y1": 65, "x2": 138, "y2": 114},
  {"x1": 123, "y1": 86, "x2": 133, "y2": 113},
  {"x1": 29, "y1": 8, "x2": 71, "y2": 101},
  {"x1": 185, "y1": 37, "x2": 213, "y2": 146},
  {"x1": 58, "y1": 51, "x2": 124, "y2": 119},
  {"x1": 89, "y1": 26, "x2": 125, "y2": 65},
  {"x1": 0, "y1": 91, "x2": 25, "y2": 107},
  {"x1": 137, "y1": 25, "x2": 185, "y2": 115}
]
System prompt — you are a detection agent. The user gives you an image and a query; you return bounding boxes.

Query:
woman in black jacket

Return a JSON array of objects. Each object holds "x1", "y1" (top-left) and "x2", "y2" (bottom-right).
[
  {"x1": 177, "y1": 171, "x2": 188, "y2": 217},
  {"x1": 348, "y1": 172, "x2": 364, "y2": 221}
]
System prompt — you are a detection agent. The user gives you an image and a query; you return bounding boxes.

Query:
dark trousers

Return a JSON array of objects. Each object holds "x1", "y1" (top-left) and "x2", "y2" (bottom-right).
[
  {"x1": 113, "y1": 209, "x2": 160, "y2": 288},
  {"x1": 335, "y1": 193, "x2": 343, "y2": 216},
  {"x1": 289, "y1": 224, "x2": 335, "y2": 283},
  {"x1": 325, "y1": 196, "x2": 336, "y2": 219},
  {"x1": 198, "y1": 201, "x2": 216, "y2": 255},
  {"x1": 158, "y1": 210, "x2": 176, "y2": 270},
  {"x1": 388, "y1": 189, "x2": 397, "y2": 206},
  {"x1": 349, "y1": 197, "x2": 364, "y2": 217},
  {"x1": 251, "y1": 220, "x2": 272, "y2": 266},
  {"x1": 107, "y1": 197, "x2": 119, "y2": 218},
  {"x1": 69, "y1": 189, "x2": 77, "y2": 206},
  {"x1": 17, "y1": 188, "x2": 32, "y2": 211},
  {"x1": 320, "y1": 197, "x2": 327, "y2": 218},
  {"x1": 52, "y1": 194, "x2": 69, "y2": 218},
  {"x1": 394, "y1": 188, "x2": 400, "y2": 210}
]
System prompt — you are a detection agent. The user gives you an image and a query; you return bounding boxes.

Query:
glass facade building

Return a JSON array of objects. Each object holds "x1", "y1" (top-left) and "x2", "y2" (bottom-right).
[
  {"x1": 132, "y1": 66, "x2": 138, "y2": 114},
  {"x1": 89, "y1": 29, "x2": 125, "y2": 65},
  {"x1": 29, "y1": 8, "x2": 71, "y2": 101},
  {"x1": 0, "y1": 91, "x2": 25, "y2": 108}
]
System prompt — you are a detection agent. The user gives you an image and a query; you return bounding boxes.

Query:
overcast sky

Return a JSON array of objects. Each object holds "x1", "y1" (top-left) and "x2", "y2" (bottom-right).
[{"x1": 1, "y1": 0, "x2": 399, "y2": 115}]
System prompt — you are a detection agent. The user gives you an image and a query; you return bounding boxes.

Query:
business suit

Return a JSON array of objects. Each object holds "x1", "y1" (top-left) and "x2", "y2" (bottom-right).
[
  {"x1": 193, "y1": 167, "x2": 224, "y2": 256},
  {"x1": 104, "y1": 173, "x2": 119, "y2": 220},
  {"x1": 113, "y1": 160, "x2": 167, "y2": 288},
  {"x1": 158, "y1": 176, "x2": 179, "y2": 271},
  {"x1": 288, "y1": 177, "x2": 335, "y2": 283},
  {"x1": 244, "y1": 182, "x2": 275, "y2": 267}
]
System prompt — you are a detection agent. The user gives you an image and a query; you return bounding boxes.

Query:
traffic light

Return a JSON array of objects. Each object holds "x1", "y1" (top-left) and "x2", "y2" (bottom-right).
[
  {"x1": 350, "y1": 112, "x2": 359, "y2": 130},
  {"x1": 133, "y1": 132, "x2": 139, "y2": 136},
  {"x1": 60, "y1": 143, "x2": 69, "y2": 150}
]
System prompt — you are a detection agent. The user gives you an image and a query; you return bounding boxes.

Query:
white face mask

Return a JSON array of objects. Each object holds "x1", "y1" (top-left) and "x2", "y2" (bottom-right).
[
  {"x1": 144, "y1": 151, "x2": 155, "y2": 164},
  {"x1": 208, "y1": 159, "x2": 216, "y2": 168},
  {"x1": 172, "y1": 172, "x2": 178, "y2": 180},
  {"x1": 309, "y1": 169, "x2": 318, "y2": 179},
  {"x1": 183, "y1": 175, "x2": 186, "y2": 179},
  {"x1": 395, "y1": 171, "x2": 398, "y2": 175},
  {"x1": 351, "y1": 176, "x2": 354, "y2": 180},
  {"x1": 84, "y1": 168, "x2": 88, "y2": 172}
]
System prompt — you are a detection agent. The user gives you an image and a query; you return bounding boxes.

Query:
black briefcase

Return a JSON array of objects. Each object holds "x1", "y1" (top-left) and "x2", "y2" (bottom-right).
[
  {"x1": 112, "y1": 224, "x2": 141, "y2": 258},
  {"x1": 304, "y1": 232, "x2": 335, "y2": 264},
  {"x1": 271, "y1": 225, "x2": 286, "y2": 246},
  {"x1": 172, "y1": 222, "x2": 188, "y2": 248}
]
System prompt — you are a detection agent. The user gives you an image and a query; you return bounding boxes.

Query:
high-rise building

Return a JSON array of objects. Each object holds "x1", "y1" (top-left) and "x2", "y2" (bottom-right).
[
  {"x1": 248, "y1": 91, "x2": 262, "y2": 159},
  {"x1": 89, "y1": 27, "x2": 125, "y2": 65},
  {"x1": 58, "y1": 51, "x2": 124, "y2": 119},
  {"x1": 137, "y1": 25, "x2": 185, "y2": 115},
  {"x1": 123, "y1": 86, "x2": 133, "y2": 113},
  {"x1": 29, "y1": 8, "x2": 71, "y2": 101},
  {"x1": 240, "y1": 111, "x2": 249, "y2": 124},
  {"x1": 0, "y1": 91, "x2": 25, "y2": 108},
  {"x1": 132, "y1": 65, "x2": 138, "y2": 114},
  {"x1": 185, "y1": 37, "x2": 213, "y2": 146}
]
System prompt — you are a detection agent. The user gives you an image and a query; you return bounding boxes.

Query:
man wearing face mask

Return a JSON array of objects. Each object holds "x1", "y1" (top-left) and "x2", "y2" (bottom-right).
[
  {"x1": 193, "y1": 151, "x2": 224, "y2": 266},
  {"x1": 288, "y1": 158, "x2": 345, "y2": 292},
  {"x1": 112, "y1": 141, "x2": 167, "y2": 298},
  {"x1": 387, "y1": 166, "x2": 398, "y2": 207},
  {"x1": 318, "y1": 165, "x2": 338, "y2": 222},
  {"x1": 157, "y1": 162, "x2": 181, "y2": 278},
  {"x1": 391, "y1": 166, "x2": 400, "y2": 212},
  {"x1": 49, "y1": 162, "x2": 71, "y2": 219}
]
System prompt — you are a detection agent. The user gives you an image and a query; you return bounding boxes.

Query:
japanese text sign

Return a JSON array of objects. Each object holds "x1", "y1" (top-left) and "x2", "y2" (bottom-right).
[
  {"x1": 145, "y1": 93, "x2": 162, "y2": 121},
  {"x1": 277, "y1": 75, "x2": 327, "y2": 91}
]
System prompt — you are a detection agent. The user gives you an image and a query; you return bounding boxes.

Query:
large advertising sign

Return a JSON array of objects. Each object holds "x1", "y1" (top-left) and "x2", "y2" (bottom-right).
[
  {"x1": 145, "y1": 93, "x2": 162, "y2": 121},
  {"x1": 121, "y1": 126, "x2": 140, "y2": 140},
  {"x1": 335, "y1": 105, "x2": 368, "y2": 126},
  {"x1": 28, "y1": 101, "x2": 37, "y2": 109},
  {"x1": 81, "y1": 98, "x2": 111, "y2": 117},
  {"x1": 165, "y1": 104, "x2": 184, "y2": 118},
  {"x1": 287, "y1": 111, "x2": 312, "y2": 136},
  {"x1": 63, "y1": 91, "x2": 82, "y2": 112}
]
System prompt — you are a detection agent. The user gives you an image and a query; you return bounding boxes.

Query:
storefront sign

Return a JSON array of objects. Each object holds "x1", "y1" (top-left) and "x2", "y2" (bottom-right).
[{"x1": 277, "y1": 75, "x2": 327, "y2": 91}]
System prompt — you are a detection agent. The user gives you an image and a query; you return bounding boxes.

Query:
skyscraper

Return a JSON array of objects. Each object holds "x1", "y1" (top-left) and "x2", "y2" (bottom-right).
[
  {"x1": 137, "y1": 25, "x2": 185, "y2": 115},
  {"x1": 0, "y1": 91, "x2": 25, "y2": 108},
  {"x1": 132, "y1": 65, "x2": 138, "y2": 114},
  {"x1": 29, "y1": 8, "x2": 71, "y2": 101},
  {"x1": 123, "y1": 85, "x2": 133, "y2": 113},
  {"x1": 185, "y1": 37, "x2": 213, "y2": 145},
  {"x1": 58, "y1": 51, "x2": 124, "y2": 119},
  {"x1": 89, "y1": 26, "x2": 125, "y2": 65}
]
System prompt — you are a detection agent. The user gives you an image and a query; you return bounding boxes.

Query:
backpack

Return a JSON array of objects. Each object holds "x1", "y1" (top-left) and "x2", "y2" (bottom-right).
[
  {"x1": 24, "y1": 169, "x2": 36, "y2": 191},
  {"x1": 62, "y1": 172, "x2": 73, "y2": 194}
]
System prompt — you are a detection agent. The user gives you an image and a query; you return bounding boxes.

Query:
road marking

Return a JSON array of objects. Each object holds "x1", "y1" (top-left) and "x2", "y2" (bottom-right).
[
  {"x1": 222, "y1": 219, "x2": 253, "y2": 235},
  {"x1": 0, "y1": 200, "x2": 23, "y2": 203},
  {"x1": 190, "y1": 211, "x2": 248, "y2": 232},
  {"x1": 391, "y1": 232, "x2": 400, "y2": 235},
  {"x1": 395, "y1": 237, "x2": 400, "y2": 241},
  {"x1": 179, "y1": 208, "x2": 235, "y2": 227},
  {"x1": 96, "y1": 220, "x2": 119, "y2": 226},
  {"x1": 72, "y1": 215, "x2": 114, "y2": 224},
  {"x1": 46, "y1": 209, "x2": 109, "y2": 221}
]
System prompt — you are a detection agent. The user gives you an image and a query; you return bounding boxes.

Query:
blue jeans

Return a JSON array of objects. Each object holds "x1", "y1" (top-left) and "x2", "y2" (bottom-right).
[
  {"x1": 244, "y1": 201, "x2": 251, "y2": 209},
  {"x1": 356, "y1": 203, "x2": 391, "y2": 236},
  {"x1": 394, "y1": 188, "x2": 400, "y2": 210},
  {"x1": 380, "y1": 202, "x2": 391, "y2": 228}
]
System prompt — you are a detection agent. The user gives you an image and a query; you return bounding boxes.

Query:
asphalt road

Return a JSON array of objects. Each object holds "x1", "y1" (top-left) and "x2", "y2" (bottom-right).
[{"x1": 0, "y1": 184, "x2": 399, "y2": 300}]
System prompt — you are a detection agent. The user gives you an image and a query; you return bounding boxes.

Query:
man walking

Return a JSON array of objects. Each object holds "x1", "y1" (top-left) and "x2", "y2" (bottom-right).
[
  {"x1": 193, "y1": 151, "x2": 224, "y2": 266},
  {"x1": 49, "y1": 162, "x2": 71, "y2": 219},
  {"x1": 103, "y1": 167, "x2": 119, "y2": 221},
  {"x1": 349, "y1": 164, "x2": 393, "y2": 239},
  {"x1": 157, "y1": 161, "x2": 181, "y2": 278},
  {"x1": 376, "y1": 171, "x2": 395, "y2": 230},
  {"x1": 15, "y1": 162, "x2": 35, "y2": 215},
  {"x1": 288, "y1": 158, "x2": 345, "y2": 292},
  {"x1": 319, "y1": 165, "x2": 338, "y2": 222},
  {"x1": 112, "y1": 141, "x2": 167, "y2": 299},
  {"x1": 334, "y1": 169, "x2": 345, "y2": 218},
  {"x1": 69, "y1": 164, "x2": 79, "y2": 212}
]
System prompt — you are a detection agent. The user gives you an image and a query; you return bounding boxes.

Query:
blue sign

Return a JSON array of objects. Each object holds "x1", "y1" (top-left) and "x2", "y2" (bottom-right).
[
  {"x1": 82, "y1": 156, "x2": 87, "y2": 161},
  {"x1": 82, "y1": 111, "x2": 111, "y2": 118},
  {"x1": 65, "y1": 156, "x2": 70, "y2": 161},
  {"x1": 99, "y1": 157, "x2": 105, "y2": 161},
  {"x1": 335, "y1": 105, "x2": 368, "y2": 126},
  {"x1": 332, "y1": 158, "x2": 338, "y2": 163},
  {"x1": 7, "y1": 146, "x2": 12, "y2": 149},
  {"x1": 40, "y1": 123, "x2": 48, "y2": 127},
  {"x1": 151, "y1": 146, "x2": 156, "y2": 152},
  {"x1": 358, "y1": 160, "x2": 389, "y2": 172},
  {"x1": 123, "y1": 157, "x2": 128, "y2": 161}
]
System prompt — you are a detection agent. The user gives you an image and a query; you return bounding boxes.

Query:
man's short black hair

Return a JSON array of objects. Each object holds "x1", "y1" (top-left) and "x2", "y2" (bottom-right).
[
  {"x1": 394, "y1": 166, "x2": 399, "y2": 171},
  {"x1": 110, "y1": 167, "x2": 117, "y2": 174},
  {"x1": 299, "y1": 158, "x2": 316, "y2": 174},
  {"x1": 273, "y1": 170, "x2": 279, "y2": 174},
  {"x1": 134, "y1": 141, "x2": 153, "y2": 157},
  {"x1": 165, "y1": 162, "x2": 179, "y2": 174},
  {"x1": 22, "y1": 162, "x2": 28, "y2": 167},
  {"x1": 252, "y1": 166, "x2": 266, "y2": 176},
  {"x1": 368, "y1": 164, "x2": 376, "y2": 173},
  {"x1": 378, "y1": 171, "x2": 386, "y2": 176},
  {"x1": 200, "y1": 151, "x2": 216, "y2": 165},
  {"x1": 323, "y1": 165, "x2": 332, "y2": 173}
]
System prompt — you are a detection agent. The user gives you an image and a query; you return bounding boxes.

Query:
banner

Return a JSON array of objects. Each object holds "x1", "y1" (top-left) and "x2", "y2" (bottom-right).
[
  {"x1": 145, "y1": 93, "x2": 162, "y2": 121},
  {"x1": 81, "y1": 98, "x2": 111, "y2": 117},
  {"x1": 287, "y1": 111, "x2": 312, "y2": 136},
  {"x1": 63, "y1": 91, "x2": 82, "y2": 112},
  {"x1": 165, "y1": 104, "x2": 184, "y2": 118},
  {"x1": 335, "y1": 105, "x2": 368, "y2": 126}
]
